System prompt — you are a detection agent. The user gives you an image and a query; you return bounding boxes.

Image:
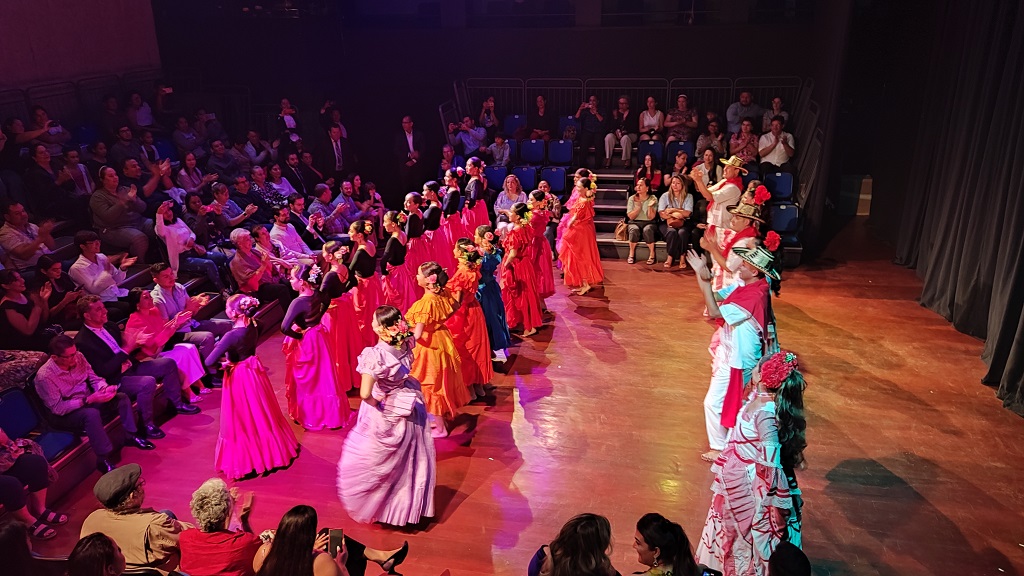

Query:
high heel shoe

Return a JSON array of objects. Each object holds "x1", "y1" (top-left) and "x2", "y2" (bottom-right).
[{"x1": 381, "y1": 541, "x2": 409, "y2": 574}]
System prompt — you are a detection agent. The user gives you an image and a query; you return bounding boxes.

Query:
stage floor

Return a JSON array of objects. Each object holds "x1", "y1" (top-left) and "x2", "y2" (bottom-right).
[{"x1": 36, "y1": 219, "x2": 1024, "y2": 575}]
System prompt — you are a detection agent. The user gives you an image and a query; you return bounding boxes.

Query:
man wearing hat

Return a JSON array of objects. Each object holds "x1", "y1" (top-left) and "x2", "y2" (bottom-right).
[
  {"x1": 700, "y1": 200, "x2": 763, "y2": 290},
  {"x1": 691, "y1": 155, "x2": 745, "y2": 290},
  {"x1": 82, "y1": 463, "x2": 193, "y2": 574},
  {"x1": 686, "y1": 246, "x2": 779, "y2": 462}
]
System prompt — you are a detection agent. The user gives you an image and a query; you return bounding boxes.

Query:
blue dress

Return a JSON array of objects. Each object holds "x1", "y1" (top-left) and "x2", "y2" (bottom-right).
[{"x1": 477, "y1": 248, "x2": 512, "y2": 351}]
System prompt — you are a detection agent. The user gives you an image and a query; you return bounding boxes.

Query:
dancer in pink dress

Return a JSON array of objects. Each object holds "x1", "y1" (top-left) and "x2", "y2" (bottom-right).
[
  {"x1": 438, "y1": 171, "x2": 469, "y2": 270},
  {"x1": 320, "y1": 240, "x2": 362, "y2": 391},
  {"x1": 347, "y1": 220, "x2": 385, "y2": 348},
  {"x1": 207, "y1": 295, "x2": 299, "y2": 479},
  {"x1": 283, "y1": 264, "x2": 350, "y2": 431},
  {"x1": 402, "y1": 193, "x2": 430, "y2": 303},
  {"x1": 527, "y1": 190, "x2": 556, "y2": 304},
  {"x1": 337, "y1": 305, "x2": 436, "y2": 527},
  {"x1": 462, "y1": 157, "x2": 490, "y2": 232},
  {"x1": 379, "y1": 211, "x2": 418, "y2": 314}
]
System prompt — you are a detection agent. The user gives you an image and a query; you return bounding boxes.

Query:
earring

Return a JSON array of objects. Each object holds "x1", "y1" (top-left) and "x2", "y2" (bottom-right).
[{"x1": 652, "y1": 557, "x2": 659, "y2": 567}]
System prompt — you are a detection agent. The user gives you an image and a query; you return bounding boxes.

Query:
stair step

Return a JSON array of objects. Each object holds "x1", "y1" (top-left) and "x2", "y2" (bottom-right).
[{"x1": 594, "y1": 203, "x2": 626, "y2": 212}]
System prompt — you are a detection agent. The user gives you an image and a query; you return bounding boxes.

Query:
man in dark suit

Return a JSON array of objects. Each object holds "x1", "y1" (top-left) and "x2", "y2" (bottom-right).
[
  {"x1": 316, "y1": 125, "x2": 354, "y2": 189},
  {"x1": 282, "y1": 151, "x2": 309, "y2": 197},
  {"x1": 286, "y1": 194, "x2": 325, "y2": 250},
  {"x1": 74, "y1": 295, "x2": 200, "y2": 440},
  {"x1": 394, "y1": 115, "x2": 427, "y2": 193}
]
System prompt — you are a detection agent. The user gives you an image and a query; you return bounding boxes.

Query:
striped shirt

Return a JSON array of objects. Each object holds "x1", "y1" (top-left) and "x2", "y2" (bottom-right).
[{"x1": 35, "y1": 354, "x2": 113, "y2": 416}]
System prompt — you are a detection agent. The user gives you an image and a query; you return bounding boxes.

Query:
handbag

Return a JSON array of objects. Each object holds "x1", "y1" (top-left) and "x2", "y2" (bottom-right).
[
  {"x1": 666, "y1": 215, "x2": 686, "y2": 229},
  {"x1": 614, "y1": 218, "x2": 629, "y2": 241}
]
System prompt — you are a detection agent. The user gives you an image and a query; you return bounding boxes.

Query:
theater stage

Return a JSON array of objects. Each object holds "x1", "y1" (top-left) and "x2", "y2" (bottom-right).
[{"x1": 36, "y1": 219, "x2": 1024, "y2": 575}]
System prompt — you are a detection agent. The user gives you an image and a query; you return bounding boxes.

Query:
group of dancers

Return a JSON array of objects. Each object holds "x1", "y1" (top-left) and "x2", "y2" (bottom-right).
[
  {"x1": 201, "y1": 157, "x2": 608, "y2": 529},
  {"x1": 684, "y1": 154, "x2": 808, "y2": 575}
]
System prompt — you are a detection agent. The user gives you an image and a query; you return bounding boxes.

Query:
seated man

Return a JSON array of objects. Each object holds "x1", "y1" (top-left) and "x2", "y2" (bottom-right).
[
  {"x1": 757, "y1": 116, "x2": 797, "y2": 177},
  {"x1": 35, "y1": 335, "x2": 154, "y2": 474},
  {"x1": 286, "y1": 193, "x2": 326, "y2": 250},
  {"x1": 245, "y1": 130, "x2": 274, "y2": 167},
  {"x1": 109, "y1": 125, "x2": 145, "y2": 171},
  {"x1": 447, "y1": 116, "x2": 488, "y2": 160},
  {"x1": 172, "y1": 116, "x2": 207, "y2": 161},
  {"x1": 269, "y1": 206, "x2": 318, "y2": 259},
  {"x1": 227, "y1": 136, "x2": 254, "y2": 177},
  {"x1": 121, "y1": 157, "x2": 175, "y2": 218},
  {"x1": 68, "y1": 230, "x2": 134, "y2": 320},
  {"x1": 0, "y1": 200, "x2": 55, "y2": 274},
  {"x1": 206, "y1": 139, "x2": 242, "y2": 183},
  {"x1": 149, "y1": 263, "x2": 231, "y2": 385},
  {"x1": 437, "y1": 144, "x2": 465, "y2": 180},
  {"x1": 82, "y1": 464, "x2": 193, "y2": 573},
  {"x1": 29, "y1": 105, "x2": 72, "y2": 157},
  {"x1": 90, "y1": 167, "x2": 156, "y2": 264},
  {"x1": 307, "y1": 183, "x2": 349, "y2": 238},
  {"x1": 75, "y1": 295, "x2": 200, "y2": 439},
  {"x1": 229, "y1": 175, "x2": 274, "y2": 225},
  {"x1": 329, "y1": 180, "x2": 372, "y2": 224}
]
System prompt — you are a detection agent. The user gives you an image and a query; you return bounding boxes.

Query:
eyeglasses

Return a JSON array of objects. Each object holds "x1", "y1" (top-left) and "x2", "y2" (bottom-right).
[{"x1": 56, "y1": 352, "x2": 77, "y2": 359}]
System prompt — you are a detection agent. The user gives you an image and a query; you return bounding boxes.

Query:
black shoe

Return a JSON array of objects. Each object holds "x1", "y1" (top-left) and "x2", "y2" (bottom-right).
[
  {"x1": 381, "y1": 541, "x2": 409, "y2": 575},
  {"x1": 96, "y1": 458, "x2": 116, "y2": 474},
  {"x1": 174, "y1": 403, "x2": 202, "y2": 415},
  {"x1": 203, "y1": 374, "x2": 223, "y2": 389},
  {"x1": 145, "y1": 425, "x2": 166, "y2": 439},
  {"x1": 125, "y1": 435, "x2": 155, "y2": 450}
]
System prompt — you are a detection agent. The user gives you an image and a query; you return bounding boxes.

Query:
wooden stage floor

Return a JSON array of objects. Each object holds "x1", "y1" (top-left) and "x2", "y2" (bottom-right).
[{"x1": 37, "y1": 220, "x2": 1024, "y2": 575}]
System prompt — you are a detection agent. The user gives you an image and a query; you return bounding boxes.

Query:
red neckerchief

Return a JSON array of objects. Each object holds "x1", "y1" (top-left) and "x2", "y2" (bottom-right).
[
  {"x1": 722, "y1": 226, "x2": 758, "y2": 257},
  {"x1": 719, "y1": 278, "x2": 771, "y2": 428},
  {"x1": 706, "y1": 177, "x2": 743, "y2": 238}
]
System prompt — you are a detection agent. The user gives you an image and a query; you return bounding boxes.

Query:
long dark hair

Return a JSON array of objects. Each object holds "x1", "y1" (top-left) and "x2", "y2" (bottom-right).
[
  {"x1": 636, "y1": 513, "x2": 699, "y2": 576},
  {"x1": 257, "y1": 505, "x2": 319, "y2": 576},
  {"x1": 67, "y1": 533, "x2": 120, "y2": 576},
  {"x1": 772, "y1": 363, "x2": 808, "y2": 471},
  {"x1": 292, "y1": 264, "x2": 328, "y2": 326},
  {"x1": 548, "y1": 513, "x2": 615, "y2": 576},
  {"x1": 0, "y1": 522, "x2": 33, "y2": 576}
]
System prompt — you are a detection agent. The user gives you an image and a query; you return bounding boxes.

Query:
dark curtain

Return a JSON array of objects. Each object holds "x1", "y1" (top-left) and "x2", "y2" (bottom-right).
[{"x1": 893, "y1": 0, "x2": 1024, "y2": 415}]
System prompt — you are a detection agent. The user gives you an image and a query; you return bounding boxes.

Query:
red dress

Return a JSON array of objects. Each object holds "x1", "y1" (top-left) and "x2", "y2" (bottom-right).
[
  {"x1": 500, "y1": 224, "x2": 544, "y2": 332},
  {"x1": 445, "y1": 264, "x2": 494, "y2": 387},
  {"x1": 559, "y1": 197, "x2": 604, "y2": 288},
  {"x1": 527, "y1": 208, "x2": 555, "y2": 299}
]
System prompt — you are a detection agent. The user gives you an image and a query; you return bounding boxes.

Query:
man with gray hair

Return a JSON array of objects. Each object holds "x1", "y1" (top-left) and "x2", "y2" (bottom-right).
[{"x1": 308, "y1": 183, "x2": 350, "y2": 238}]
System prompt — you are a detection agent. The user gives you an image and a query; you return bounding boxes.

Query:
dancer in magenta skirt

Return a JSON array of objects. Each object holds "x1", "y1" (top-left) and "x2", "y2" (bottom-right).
[
  {"x1": 527, "y1": 189, "x2": 556, "y2": 304},
  {"x1": 438, "y1": 171, "x2": 469, "y2": 272},
  {"x1": 462, "y1": 157, "x2": 491, "y2": 232},
  {"x1": 207, "y1": 294, "x2": 299, "y2": 479},
  {"x1": 380, "y1": 211, "x2": 418, "y2": 314},
  {"x1": 320, "y1": 240, "x2": 362, "y2": 391},
  {"x1": 347, "y1": 220, "x2": 386, "y2": 349},
  {"x1": 337, "y1": 305, "x2": 436, "y2": 526},
  {"x1": 402, "y1": 192, "x2": 430, "y2": 302}
]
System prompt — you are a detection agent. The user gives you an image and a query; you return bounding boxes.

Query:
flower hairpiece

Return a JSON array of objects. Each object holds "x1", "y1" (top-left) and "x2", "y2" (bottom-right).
[
  {"x1": 397, "y1": 212, "x2": 408, "y2": 224},
  {"x1": 307, "y1": 264, "x2": 322, "y2": 284},
  {"x1": 764, "y1": 231, "x2": 781, "y2": 252},
  {"x1": 753, "y1": 185, "x2": 771, "y2": 206},
  {"x1": 379, "y1": 319, "x2": 413, "y2": 347},
  {"x1": 364, "y1": 223, "x2": 373, "y2": 234},
  {"x1": 426, "y1": 273, "x2": 438, "y2": 285},
  {"x1": 760, "y1": 351, "x2": 799, "y2": 391},
  {"x1": 484, "y1": 231, "x2": 494, "y2": 242}
]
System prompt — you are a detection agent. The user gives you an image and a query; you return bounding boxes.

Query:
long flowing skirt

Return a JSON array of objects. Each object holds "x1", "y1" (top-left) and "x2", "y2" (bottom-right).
[
  {"x1": 530, "y1": 235, "x2": 556, "y2": 299},
  {"x1": 284, "y1": 324, "x2": 350, "y2": 430},
  {"x1": 462, "y1": 202, "x2": 490, "y2": 233},
  {"x1": 501, "y1": 258, "x2": 544, "y2": 332},
  {"x1": 322, "y1": 295, "x2": 362, "y2": 391},
  {"x1": 337, "y1": 386, "x2": 436, "y2": 526},
  {"x1": 447, "y1": 298, "x2": 494, "y2": 386},
  {"x1": 352, "y1": 274, "x2": 385, "y2": 349},
  {"x1": 410, "y1": 328, "x2": 470, "y2": 418},
  {"x1": 478, "y1": 280, "x2": 512, "y2": 351},
  {"x1": 438, "y1": 214, "x2": 469, "y2": 273},
  {"x1": 559, "y1": 222, "x2": 605, "y2": 288},
  {"x1": 382, "y1": 262, "x2": 418, "y2": 314},
  {"x1": 160, "y1": 343, "x2": 206, "y2": 390},
  {"x1": 216, "y1": 356, "x2": 299, "y2": 479}
]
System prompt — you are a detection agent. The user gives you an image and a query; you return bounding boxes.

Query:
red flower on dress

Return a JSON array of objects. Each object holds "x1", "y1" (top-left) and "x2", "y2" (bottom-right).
[
  {"x1": 754, "y1": 185, "x2": 772, "y2": 206},
  {"x1": 764, "y1": 231, "x2": 781, "y2": 251}
]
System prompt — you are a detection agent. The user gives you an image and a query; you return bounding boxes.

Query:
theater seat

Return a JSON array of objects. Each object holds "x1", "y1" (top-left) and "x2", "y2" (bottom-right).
[
  {"x1": 484, "y1": 166, "x2": 508, "y2": 189},
  {"x1": 0, "y1": 388, "x2": 78, "y2": 462},
  {"x1": 513, "y1": 166, "x2": 538, "y2": 191},
  {"x1": 541, "y1": 167, "x2": 566, "y2": 193}
]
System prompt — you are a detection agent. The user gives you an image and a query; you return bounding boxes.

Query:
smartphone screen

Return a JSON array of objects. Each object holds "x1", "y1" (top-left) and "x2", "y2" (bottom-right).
[{"x1": 328, "y1": 529, "x2": 344, "y2": 554}]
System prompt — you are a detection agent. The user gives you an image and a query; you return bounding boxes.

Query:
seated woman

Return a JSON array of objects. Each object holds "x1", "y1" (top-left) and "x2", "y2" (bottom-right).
[
  {"x1": 667, "y1": 149, "x2": 691, "y2": 179},
  {"x1": 632, "y1": 513, "x2": 700, "y2": 576},
  {"x1": 253, "y1": 504, "x2": 408, "y2": 576},
  {"x1": 634, "y1": 153, "x2": 663, "y2": 191},
  {"x1": 638, "y1": 96, "x2": 664, "y2": 141},
  {"x1": 176, "y1": 152, "x2": 218, "y2": 196},
  {"x1": 0, "y1": 269, "x2": 54, "y2": 351},
  {"x1": 493, "y1": 174, "x2": 527, "y2": 236},
  {"x1": 267, "y1": 163, "x2": 298, "y2": 198},
  {"x1": 66, "y1": 532, "x2": 127, "y2": 576},
  {"x1": 0, "y1": 426, "x2": 67, "y2": 540},
  {"x1": 155, "y1": 200, "x2": 227, "y2": 294},
  {"x1": 180, "y1": 479, "x2": 262, "y2": 576},
  {"x1": 658, "y1": 175, "x2": 695, "y2": 270},
  {"x1": 625, "y1": 177, "x2": 659, "y2": 265},
  {"x1": 124, "y1": 287, "x2": 207, "y2": 403},
  {"x1": 34, "y1": 255, "x2": 83, "y2": 330},
  {"x1": 529, "y1": 513, "x2": 620, "y2": 576},
  {"x1": 23, "y1": 143, "x2": 84, "y2": 224}
]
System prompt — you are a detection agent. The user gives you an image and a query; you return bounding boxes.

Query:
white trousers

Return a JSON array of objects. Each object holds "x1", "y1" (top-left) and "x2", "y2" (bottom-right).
[
  {"x1": 704, "y1": 361, "x2": 732, "y2": 450},
  {"x1": 604, "y1": 132, "x2": 638, "y2": 161}
]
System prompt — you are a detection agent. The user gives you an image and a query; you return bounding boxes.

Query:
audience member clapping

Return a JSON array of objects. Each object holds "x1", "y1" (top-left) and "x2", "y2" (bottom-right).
[
  {"x1": 24, "y1": 144, "x2": 81, "y2": 222},
  {"x1": 696, "y1": 119, "x2": 727, "y2": 158},
  {"x1": 758, "y1": 116, "x2": 797, "y2": 177},
  {"x1": 179, "y1": 479, "x2": 261, "y2": 576},
  {"x1": 229, "y1": 227, "x2": 295, "y2": 310},
  {"x1": 68, "y1": 230, "x2": 134, "y2": 320},
  {"x1": 33, "y1": 255, "x2": 82, "y2": 328},
  {"x1": 89, "y1": 166, "x2": 155, "y2": 263},
  {"x1": 0, "y1": 200, "x2": 55, "y2": 273},
  {"x1": 729, "y1": 118, "x2": 760, "y2": 173},
  {"x1": 0, "y1": 269, "x2": 56, "y2": 351}
]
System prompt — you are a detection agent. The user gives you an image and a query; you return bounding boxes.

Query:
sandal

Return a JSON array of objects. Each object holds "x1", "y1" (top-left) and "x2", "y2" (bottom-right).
[
  {"x1": 39, "y1": 509, "x2": 69, "y2": 525},
  {"x1": 646, "y1": 257, "x2": 656, "y2": 265},
  {"x1": 30, "y1": 520, "x2": 57, "y2": 540},
  {"x1": 663, "y1": 258, "x2": 673, "y2": 268},
  {"x1": 627, "y1": 256, "x2": 635, "y2": 264}
]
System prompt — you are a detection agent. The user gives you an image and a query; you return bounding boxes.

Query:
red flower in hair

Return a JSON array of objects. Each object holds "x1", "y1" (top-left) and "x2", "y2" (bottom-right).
[
  {"x1": 764, "y1": 231, "x2": 781, "y2": 252},
  {"x1": 754, "y1": 185, "x2": 771, "y2": 206},
  {"x1": 760, "y1": 351, "x2": 799, "y2": 391}
]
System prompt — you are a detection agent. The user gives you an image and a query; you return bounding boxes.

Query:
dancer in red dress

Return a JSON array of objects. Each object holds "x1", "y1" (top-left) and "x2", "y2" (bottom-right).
[
  {"x1": 555, "y1": 168, "x2": 593, "y2": 254},
  {"x1": 462, "y1": 157, "x2": 490, "y2": 232},
  {"x1": 559, "y1": 178, "x2": 605, "y2": 295},
  {"x1": 527, "y1": 190, "x2": 556, "y2": 307},
  {"x1": 320, "y1": 240, "x2": 362, "y2": 391},
  {"x1": 501, "y1": 203, "x2": 544, "y2": 336},
  {"x1": 380, "y1": 211, "x2": 418, "y2": 314},
  {"x1": 446, "y1": 238, "x2": 494, "y2": 401},
  {"x1": 347, "y1": 220, "x2": 385, "y2": 348}
]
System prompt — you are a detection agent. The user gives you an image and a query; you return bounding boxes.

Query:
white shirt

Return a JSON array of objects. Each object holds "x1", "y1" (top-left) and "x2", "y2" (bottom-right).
[
  {"x1": 707, "y1": 180, "x2": 742, "y2": 229},
  {"x1": 758, "y1": 132, "x2": 794, "y2": 166},
  {"x1": 84, "y1": 323, "x2": 125, "y2": 354},
  {"x1": 270, "y1": 222, "x2": 316, "y2": 256},
  {"x1": 0, "y1": 222, "x2": 51, "y2": 270},
  {"x1": 69, "y1": 254, "x2": 127, "y2": 302},
  {"x1": 405, "y1": 131, "x2": 415, "y2": 153},
  {"x1": 155, "y1": 217, "x2": 196, "y2": 274}
]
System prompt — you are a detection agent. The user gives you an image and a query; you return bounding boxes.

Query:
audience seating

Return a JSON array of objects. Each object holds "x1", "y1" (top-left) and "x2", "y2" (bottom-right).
[
  {"x1": 513, "y1": 166, "x2": 538, "y2": 191},
  {"x1": 0, "y1": 388, "x2": 78, "y2": 461},
  {"x1": 637, "y1": 140, "x2": 664, "y2": 165},
  {"x1": 484, "y1": 165, "x2": 508, "y2": 189},
  {"x1": 541, "y1": 167, "x2": 567, "y2": 193},
  {"x1": 558, "y1": 115, "x2": 579, "y2": 137},
  {"x1": 547, "y1": 139, "x2": 573, "y2": 166},
  {"x1": 770, "y1": 203, "x2": 800, "y2": 245},
  {"x1": 154, "y1": 138, "x2": 179, "y2": 163},
  {"x1": 742, "y1": 170, "x2": 759, "y2": 188},
  {"x1": 519, "y1": 139, "x2": 546, "y2": 165},
  {"x1": 764, "y1": 171, "x2": 794, "y2": 200},
  {"x1": 666, "y1": 140, "x2": 695, "y2": 163},
  {"x1": 504, "y1": 114, "x2": 526, "y2": 137},
  {"x1": 507, "y1": 138, "x2": 518, "y2": 165}
]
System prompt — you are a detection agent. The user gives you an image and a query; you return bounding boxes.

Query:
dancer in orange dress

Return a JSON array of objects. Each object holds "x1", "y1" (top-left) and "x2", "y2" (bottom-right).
[
  {"x1": 501, "y1": 203, "x2": 545, "y2": 336},
  {"x1": 446, "y1": 238, "x2": 494, "y2": 401},
  {"x1": 320, "y1": 240, "x2": 362, "y2": 391},
  {"x1": 527, "y1": 190, "x2": 556, "y2": 309},
  {"x1": 559, "y1": 177, "x2": 605, "y2": 295},
  {"x1": 406, "y1": 261, "x2": 470, "y2": 437}
]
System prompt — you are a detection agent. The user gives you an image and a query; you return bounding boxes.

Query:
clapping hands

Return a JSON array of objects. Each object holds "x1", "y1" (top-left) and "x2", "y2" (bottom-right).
[{"x1": 685, "y1": 250, "x2": 711, "y2": 281}]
